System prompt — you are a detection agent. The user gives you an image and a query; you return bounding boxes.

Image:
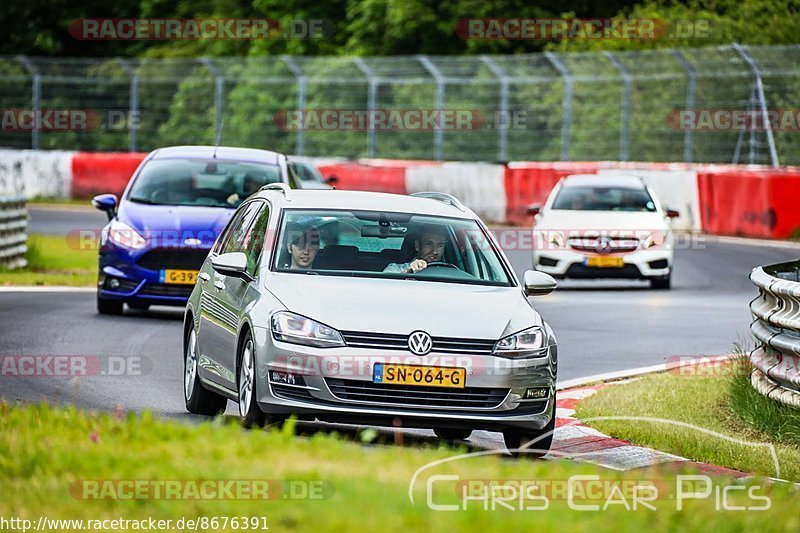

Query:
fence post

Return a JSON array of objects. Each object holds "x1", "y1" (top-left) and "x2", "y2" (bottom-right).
[
  {"x1": 117, "y1": 58, "x2": 139, "y2": 152},
  {"x1": 544, "y1": 52, "x2": 573, "y2": 162},
  {"x1": 732, "y1": 43, "x2": 780, "y2": 167},
  {"x1": 200, "y1": 58, "x2": 224, "y2": 146},
  {"x1": 16, "y1": 55, "x2": 40, "y2": 150},
  {"x1": 604, "y1": 52, "x2": 632, "y2": 162},
  {"x1": 282, "y1": 56, "x2": 306, "y2": 156},
  {"x1": 479, "y1": 56, "x2": 509, "y2": 162},
  {"x1": 354, "y1": 57, "x2": 378, "y2": 158},
  {"x1": 671, "y1": 50, "x2": 695, "y2": 163},
  {"x1": 417, "y1": 55, "x2": 445, "y2": 161}
]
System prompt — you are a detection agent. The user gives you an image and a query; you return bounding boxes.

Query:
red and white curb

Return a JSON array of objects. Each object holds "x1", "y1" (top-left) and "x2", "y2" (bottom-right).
[{"x1": 550, "y1": 382, "x2": 749, "y2": 477}]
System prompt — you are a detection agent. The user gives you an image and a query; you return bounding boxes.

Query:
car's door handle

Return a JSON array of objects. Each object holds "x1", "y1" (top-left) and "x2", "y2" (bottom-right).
[
  {"x1": 213, "y1": 280, "x2": 225, "y2": 291},
  {"x1": 198, "y1": 272, "x2": 210, "y2": 282}
]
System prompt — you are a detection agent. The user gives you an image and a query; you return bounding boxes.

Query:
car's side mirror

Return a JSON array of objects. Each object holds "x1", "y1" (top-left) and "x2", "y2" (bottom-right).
[
  {"x1": 665, "y1": 208, "x2": 680, "y2": 219},
  {"x1": 211, "y1": 252, "x2": 253, "y2": 282},
  {"x1": 325, "y1": 175, "x2": 339, "y2": 185},
  {"x1": 92, "y1": 194, "x2": 118, "y2": 221},
  {"x1": 523, "y1": 270, "x2": 557, "y2": 296},
  {"x1": 526, "y1": 203, "x2": 541, "y2": 216}
]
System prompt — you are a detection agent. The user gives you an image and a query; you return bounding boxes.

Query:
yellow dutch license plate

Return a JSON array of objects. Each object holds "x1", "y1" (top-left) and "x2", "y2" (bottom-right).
[
  {"x1": 373, "y1": 364, "x2": 466, "y2": 389},
  {"x1": 161, "y1": 269, "x2": 198, "y2": 285},
  {"x1": 585, "y1": 256, "x2": 625, "y2": 268}
]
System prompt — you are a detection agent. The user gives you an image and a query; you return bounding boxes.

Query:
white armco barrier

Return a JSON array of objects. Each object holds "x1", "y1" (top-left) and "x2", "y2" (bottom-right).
[
  {"x1": 405, "y1": 162, "x2": 506, "y2": 222},
  {"x1": 0, "y1": 149, "x2": 75, "y2": 198},
  {"x1": 597, "y1": 168, "x2": 701, "y2": 232}
]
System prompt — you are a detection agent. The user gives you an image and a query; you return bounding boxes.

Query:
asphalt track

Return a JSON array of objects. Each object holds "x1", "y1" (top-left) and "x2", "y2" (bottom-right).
[{"x1": 2, "y1": 207, "x2": 799, "y2": 448}]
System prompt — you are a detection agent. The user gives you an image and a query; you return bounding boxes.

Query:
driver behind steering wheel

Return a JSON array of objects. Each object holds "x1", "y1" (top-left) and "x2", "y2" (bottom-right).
[{"x1": 383, "y1": 224, "x2": 448, "y2": 274}]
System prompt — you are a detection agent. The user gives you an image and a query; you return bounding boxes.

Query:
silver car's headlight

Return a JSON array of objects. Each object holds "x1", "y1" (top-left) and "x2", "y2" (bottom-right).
[
  {"x1": 493, "y1": 326, "x2": 546, "y2": 358},
  {"x1": 271, "y1": 311, "x2": 345, "y2": 348}
]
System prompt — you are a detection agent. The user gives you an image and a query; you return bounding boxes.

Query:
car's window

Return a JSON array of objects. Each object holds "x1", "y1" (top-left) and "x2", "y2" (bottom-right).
[
  {"x1": 551, "y1": 186, "x2": 656, "y2": 212},
  {"x1": 127, "y1": 158, "x2": 281, "y2": 208},
  {"x1": 220, "y1": 201, "x2": 262, "y2": 255},
  {"x1": 272, "y1": 209, "x2": 512, "y2": 286},
  {"x1": 289, "y1": 161, "x2": 324, "y2": 183},
  {"x1": 212, "y1": 204, "x2": 249, "y2": 255},
  {"x1": 243, "y1": 203, "x2": 270, "y2": 276}
]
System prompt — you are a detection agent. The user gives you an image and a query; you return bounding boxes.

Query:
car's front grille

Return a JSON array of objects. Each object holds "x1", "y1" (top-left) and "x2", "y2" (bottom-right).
[
  {"x1": 139, "y1": 283, "x2": 194, "y2": 298},
  {"x1": 568, "y1": 236, "x2": 640, "y2": 254},
  {"x1": 136, "y1": 248, "x2": 210, "y2": 271},
  {"x1": 326, "y1": 378, "x2": 508, "y2": 409},
  {"x1": 271, "y1": 383, "x2": 315, "y2": 402},
  {"x1": 340, "y1": 331, "x2": 496, "y2": 356}
]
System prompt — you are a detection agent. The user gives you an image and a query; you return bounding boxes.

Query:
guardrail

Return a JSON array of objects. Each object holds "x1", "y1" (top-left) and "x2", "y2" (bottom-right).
[
  {"x1": 749, "y1": 260, "x2": 800, "y2": 406},
  {"x1": 0, "y1": 197, "x2": 28, "y2": 270}
]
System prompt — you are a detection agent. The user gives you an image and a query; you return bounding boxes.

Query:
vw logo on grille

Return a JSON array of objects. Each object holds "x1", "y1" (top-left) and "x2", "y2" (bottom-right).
[
  {"x1": 408, "y1": 330, "x2": 433, "y2": 355},
  {"x1": 594, "y1": 236, "x2": 614, "y2": 255}
]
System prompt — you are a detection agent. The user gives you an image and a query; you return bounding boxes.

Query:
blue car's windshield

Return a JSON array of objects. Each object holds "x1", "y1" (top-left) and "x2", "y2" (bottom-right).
[
  {"x1": 273, "y1": 209, "x2": 513, "y2": 287},
  {"x1": 128, "y1": 158, "x2": 282, "y2": 208}
]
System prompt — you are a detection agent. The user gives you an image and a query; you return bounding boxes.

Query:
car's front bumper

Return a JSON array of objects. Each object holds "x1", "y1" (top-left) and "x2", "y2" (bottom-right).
[
  {"x1": 251, "y1": 328, "x2": 557, "y2": 432},
  {"x1": 533, "y1": 248, "x2": 672, "y2": 280},
  {"x1": 97, "y1": 246, "x2": 209, "y2": 306}
]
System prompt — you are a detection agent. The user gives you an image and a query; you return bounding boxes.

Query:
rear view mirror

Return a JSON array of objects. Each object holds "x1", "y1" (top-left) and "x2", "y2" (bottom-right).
[
  {"x1": 92, "y1": 194, "x2": 118, "y2": 221},
  {"x1": 526, "y1": 203, "x2": 542, "y2": 216},
  {"x1": 361, "y1": 224, "x2": 409, "y2": 238},
  {"x1": 212, "y1": 252, "x2": 253, "y2": 282},
  {"x1": 523, "y1": 270, "x2": 557, "y2": 296},
  {"x1": 666, "y1": 208, "x2": 680, "y2": 219},
  {"x1": 325, "y1": 175, "x2": 339, "y2": 185}
]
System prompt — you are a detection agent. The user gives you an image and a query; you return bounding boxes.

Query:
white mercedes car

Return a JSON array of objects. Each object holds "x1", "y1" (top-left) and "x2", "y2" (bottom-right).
[{"x1": 529, "y1": 174, "x2": 679, "y2": 289}]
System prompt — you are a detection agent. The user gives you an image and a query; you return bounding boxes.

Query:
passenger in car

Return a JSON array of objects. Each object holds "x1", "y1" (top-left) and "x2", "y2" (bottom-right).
[
  {"x1": 285, "y1": 224, "x2": 321, "y2": 270},
  {"x1": 383, "y1": 224, "x2": 448, "y2": 274}
]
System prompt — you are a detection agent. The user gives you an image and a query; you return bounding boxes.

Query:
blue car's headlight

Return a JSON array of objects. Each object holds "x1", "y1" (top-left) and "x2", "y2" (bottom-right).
[
  {"x1": 105, "y1": 220, "x2": 147, "y2": 250},
  {"x1": 493, "y1": 326, "x2": 546, "y2": 358},
  {"x1": 271, "y1": 311, "x2": 345, "y2": 348}
]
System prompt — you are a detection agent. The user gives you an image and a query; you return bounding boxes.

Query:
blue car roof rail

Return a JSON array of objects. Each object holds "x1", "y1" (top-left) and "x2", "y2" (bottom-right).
[
  {"x1": 410, "y1": 191, "x2": 466, "y2": 212},
  {"x1": 260, "y1": 182, "x2": 292, "y2": 201}
]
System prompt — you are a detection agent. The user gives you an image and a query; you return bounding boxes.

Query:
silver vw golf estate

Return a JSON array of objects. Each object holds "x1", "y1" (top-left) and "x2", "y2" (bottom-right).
[{"x1": 183, "y1": 184, "x2": 559, "y2": 455}]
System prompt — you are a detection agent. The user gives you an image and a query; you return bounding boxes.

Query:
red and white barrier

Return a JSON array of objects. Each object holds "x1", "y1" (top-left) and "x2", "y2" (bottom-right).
[
  {"x1": 0, "y1": 149, "x2": 75, "y2": 198},
  {"x1": 4, "y1": 148, "x2": 800, "y2": 239}
]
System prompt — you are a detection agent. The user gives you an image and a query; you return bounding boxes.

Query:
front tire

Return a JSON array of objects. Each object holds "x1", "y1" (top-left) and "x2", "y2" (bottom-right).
[
  {"x1": 184, "y1": 328, "x2": 227, "y2": 416},
  {"x1": 97, "y1": 296, "x2": 123, "y2": 315},
  {"x1": 650, "y1": 271, "x2": 672, "y2": 290},
  {"x1": 503, "y1": 415, "x2": 556, "y2": 458},
  {"x1": 238, "y1": 331, "x2": 265, "y2": 428}
]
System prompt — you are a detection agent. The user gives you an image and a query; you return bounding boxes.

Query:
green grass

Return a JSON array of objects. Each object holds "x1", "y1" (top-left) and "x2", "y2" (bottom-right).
[
  {"x1": 0, "y1": 234, "x2": 96, "y2": 286},
  {"x1": 28, "y1": 197, "x2": 95, "y2": 209},
  {"x1": 1, "y1": 403, "x2": 799, "y2": 532},
  {"x1": 577, "y1": 362, "x2": 800, "y2": 481}
]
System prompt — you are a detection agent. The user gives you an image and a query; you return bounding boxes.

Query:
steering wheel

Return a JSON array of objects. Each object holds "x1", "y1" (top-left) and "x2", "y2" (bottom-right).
[{"x1": 424, "y1": 261, "x2": 460, "y2": 270}]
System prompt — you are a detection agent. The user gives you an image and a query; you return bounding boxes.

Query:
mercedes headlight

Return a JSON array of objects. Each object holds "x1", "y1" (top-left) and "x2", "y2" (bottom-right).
[
  {"x1": 642, "y1": 231, "x2": 665, "y2": 249},
  {"x1": 106, "y1": 220, "x2": 147, "y2": 249},
  {"x1": 493, "y1": 326, "x2": 546, "y2": 358},
  {"x1": 547, "y1": 231, "x2": 566, "y2": 249},
  {"x1": 271, "y1": 311, "x2": 345, "y2": 348}
]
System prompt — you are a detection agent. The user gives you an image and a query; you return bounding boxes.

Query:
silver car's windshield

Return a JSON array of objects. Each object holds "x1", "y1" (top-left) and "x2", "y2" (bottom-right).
[
  {"x1": 128, "y1": 158, "x2": 282, "y2": 208},
  {"x1": 273, "y1": 209, "x2": 512, "y2": 286}
]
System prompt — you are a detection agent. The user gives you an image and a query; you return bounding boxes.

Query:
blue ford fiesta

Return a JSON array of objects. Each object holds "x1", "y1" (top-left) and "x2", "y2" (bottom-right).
[{"x1": 92, "y1": 146, "x2": 290, "y2": 315}]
